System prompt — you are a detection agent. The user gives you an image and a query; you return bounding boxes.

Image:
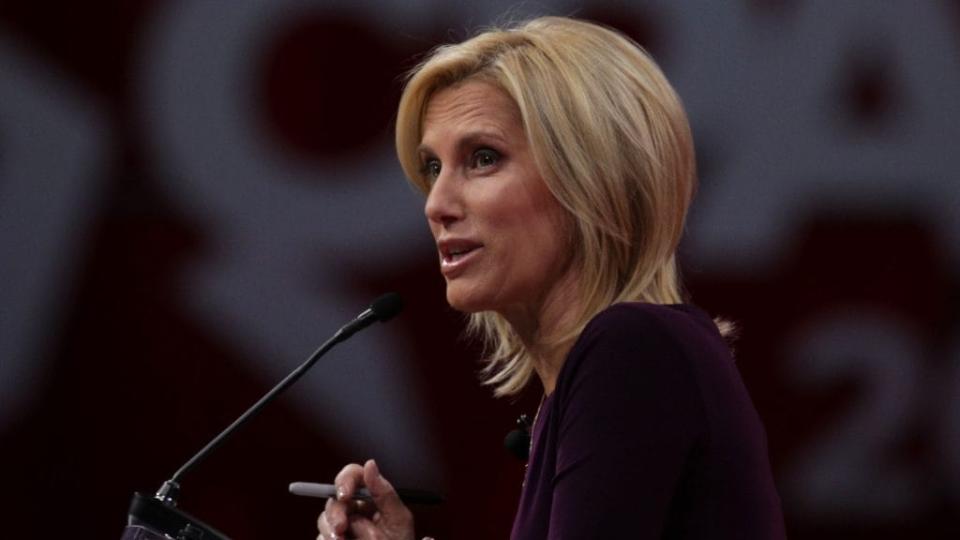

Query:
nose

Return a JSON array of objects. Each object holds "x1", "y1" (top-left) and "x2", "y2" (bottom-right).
[{"x1": 424, "y1": 171, "x2": 462, "y2": 229}]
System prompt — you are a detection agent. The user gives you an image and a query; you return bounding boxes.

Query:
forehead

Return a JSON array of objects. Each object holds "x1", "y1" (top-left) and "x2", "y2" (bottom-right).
[{"x1": 421, "y1": 81, "x2": 522, "y2": 140}]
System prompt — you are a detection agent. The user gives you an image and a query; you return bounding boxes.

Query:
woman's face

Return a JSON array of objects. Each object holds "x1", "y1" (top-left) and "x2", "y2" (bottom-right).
[{"x1": 419, "y1": 80, "x2": 575, "y2": 318}]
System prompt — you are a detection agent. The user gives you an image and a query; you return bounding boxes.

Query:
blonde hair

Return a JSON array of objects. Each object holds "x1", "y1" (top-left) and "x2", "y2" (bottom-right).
[{"x1": 397, "y1": 16, "x2": 708, "y2": 396}]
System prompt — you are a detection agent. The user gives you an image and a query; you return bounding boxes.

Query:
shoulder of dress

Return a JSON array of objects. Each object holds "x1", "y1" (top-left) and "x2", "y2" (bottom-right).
[
  {"x1": 554, "y1": 303, "x2": 714, "y2": 427},
  {"x1": 560, "y1": 302, "x2": 729, "y2": 387},
  {"x1": 565, "y1": 304, "x2": 681, "y2": 372},
  {"x1": 580, "y1": 302, "x2": 709, "y2": 345}
]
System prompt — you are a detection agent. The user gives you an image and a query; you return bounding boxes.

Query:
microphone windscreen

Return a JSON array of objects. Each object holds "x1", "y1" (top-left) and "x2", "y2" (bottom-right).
[
  {"x1": 371, "y1": 292, "x2": 404, "y2": 322},
  {"x1": 504, "y1": 428, "x2": 530, "y2": 461}
]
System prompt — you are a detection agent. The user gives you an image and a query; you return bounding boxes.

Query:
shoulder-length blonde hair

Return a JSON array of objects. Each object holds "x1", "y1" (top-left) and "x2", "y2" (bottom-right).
[{"x1": 397, "y1": 16, "x2": 703, "y2": 397}]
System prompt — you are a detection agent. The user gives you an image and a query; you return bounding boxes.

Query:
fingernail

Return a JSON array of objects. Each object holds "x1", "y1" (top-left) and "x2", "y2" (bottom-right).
[
  {"x1": 370, "y1": 459, "x2": 382, "y2": 479},
  {"x1": 335, "y1": 485, "x2": 346, "y2": 500}
]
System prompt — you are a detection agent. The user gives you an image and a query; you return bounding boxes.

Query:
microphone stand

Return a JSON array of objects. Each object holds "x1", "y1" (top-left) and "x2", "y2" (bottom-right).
[{"x1": 121, "y1": 294, "x2": 403, "y2": 540}]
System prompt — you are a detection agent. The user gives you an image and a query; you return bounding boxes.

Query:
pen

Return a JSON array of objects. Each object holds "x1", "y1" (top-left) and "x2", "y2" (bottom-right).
[{"x1": 289, "y1": 482, "x2": 444, "y2": 505}]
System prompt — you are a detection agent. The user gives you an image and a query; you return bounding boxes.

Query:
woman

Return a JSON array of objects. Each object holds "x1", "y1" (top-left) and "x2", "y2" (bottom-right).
[{"x1": 317, "y1": 16, "x2": 786, "y2": 540}]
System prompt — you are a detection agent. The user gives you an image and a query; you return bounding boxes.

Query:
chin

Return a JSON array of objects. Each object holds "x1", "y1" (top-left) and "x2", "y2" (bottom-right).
[{"x1": 445, "y1": 284, "x2": 495, "y2": 314}]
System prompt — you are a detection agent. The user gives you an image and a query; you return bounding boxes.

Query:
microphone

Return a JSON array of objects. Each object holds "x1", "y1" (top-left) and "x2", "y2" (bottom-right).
[
  {"x1": 336, "y1": 291, "x2": 404, "y2": 341},
  {"x1": 124, "y1": 293, "x2": 404, "y2": 540},
  {"x1": 504, "y1": 414, "x2": 532, "y2": 461}
]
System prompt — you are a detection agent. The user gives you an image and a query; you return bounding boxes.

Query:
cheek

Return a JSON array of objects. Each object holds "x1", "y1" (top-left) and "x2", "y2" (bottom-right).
[
  {"x1": 504, "y1": 202, "x2": 571, "y2": 271},
  {"x1": 531, "y1": 201, "x2": 575, "y2": 271},
  {"x1": 530, "y1": 223, "x2": 570, "y2": 269}
]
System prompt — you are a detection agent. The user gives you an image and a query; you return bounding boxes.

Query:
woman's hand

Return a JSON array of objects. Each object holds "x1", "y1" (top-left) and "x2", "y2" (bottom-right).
[{"x1": 316, "y1": 459, "x2": 420, "y2": 540}]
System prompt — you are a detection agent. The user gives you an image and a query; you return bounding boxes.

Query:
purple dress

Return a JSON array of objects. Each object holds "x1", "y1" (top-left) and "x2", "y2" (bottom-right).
[{"x1": 510, "y1": 303, "x2": 787, "y2": 539}]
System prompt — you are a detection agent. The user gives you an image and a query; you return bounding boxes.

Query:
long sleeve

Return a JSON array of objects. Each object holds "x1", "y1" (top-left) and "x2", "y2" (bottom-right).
[
  {"x1": 510, "y1": 303, "x2": 786, "y2": 540},
  {"x1": 548, "y1": 305, "x2": 706, "y2": 538}
]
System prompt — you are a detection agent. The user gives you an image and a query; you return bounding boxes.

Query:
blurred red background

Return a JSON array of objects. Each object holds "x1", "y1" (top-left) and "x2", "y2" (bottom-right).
[{"x1": 1, "y1": 2, "x2": 958, "y2": 538}]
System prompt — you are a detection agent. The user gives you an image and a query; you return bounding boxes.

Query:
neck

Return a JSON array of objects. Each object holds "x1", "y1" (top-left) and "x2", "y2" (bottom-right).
[
  {"x1": 500, "y1": 271, "x2": 582, "y2": 396},
  {"x1": 527, "y1": 340, "x2": 568, "y2": 396}
]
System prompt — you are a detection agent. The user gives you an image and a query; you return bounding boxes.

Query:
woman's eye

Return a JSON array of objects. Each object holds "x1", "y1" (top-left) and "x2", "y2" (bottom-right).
[
  {"x1": 471, "y1": 148, "x2": 500, "y2": 169},
  {"x1": 422, "y1": 159, "x2": 441, "y2": 179}
]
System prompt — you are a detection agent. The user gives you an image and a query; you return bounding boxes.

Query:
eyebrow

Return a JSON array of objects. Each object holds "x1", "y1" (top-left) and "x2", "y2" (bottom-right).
[{"x1": 417, "y1": 129, "x2": 509, "y2": 157}]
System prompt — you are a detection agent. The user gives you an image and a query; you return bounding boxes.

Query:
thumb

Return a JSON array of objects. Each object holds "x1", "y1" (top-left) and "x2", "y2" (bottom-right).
[{"x1": 363, "y1": 459, "x2": 405, "y2": 515}]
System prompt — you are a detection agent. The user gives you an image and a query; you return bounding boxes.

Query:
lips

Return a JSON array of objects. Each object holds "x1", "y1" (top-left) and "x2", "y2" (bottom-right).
[{"x1": 438, "y1": 238, "x2": 484, "y2": 277}]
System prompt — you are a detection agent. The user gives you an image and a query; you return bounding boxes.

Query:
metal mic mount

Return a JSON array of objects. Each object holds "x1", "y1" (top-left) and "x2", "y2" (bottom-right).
[{"x1": 122, "y1": 293, "x2": 404, "y2": 540}]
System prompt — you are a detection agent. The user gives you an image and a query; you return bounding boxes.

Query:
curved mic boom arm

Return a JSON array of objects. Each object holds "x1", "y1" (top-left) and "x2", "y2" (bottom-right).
[{"x1": 154, "y1": 293, "x2": 404, "y2": 506}]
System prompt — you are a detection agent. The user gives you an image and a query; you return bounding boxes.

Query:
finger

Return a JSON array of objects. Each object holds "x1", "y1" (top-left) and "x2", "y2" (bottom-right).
[
  {"x1": 316, "y1": 512, "x2": 342, "y2": 540},
  {"x1": 363, "y1": 460, "x2": 412, "y2": 523},
  {"x1": 324, "y1": 498, "x2": 349, "y2": 535},
  {"x1": 347, "y1": 515, "x2": 381, "y2": 539},
  {"x1": 334, "y1": 463, "x2": 366, "y2": 500},
  {"x1": 327, "y1": 463, "x2": 365, "y2": 533}
]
